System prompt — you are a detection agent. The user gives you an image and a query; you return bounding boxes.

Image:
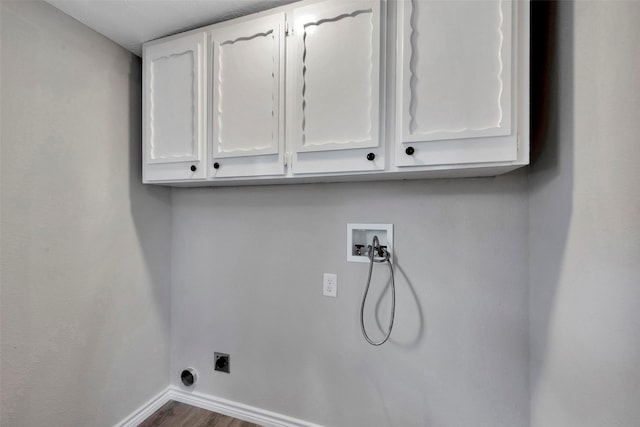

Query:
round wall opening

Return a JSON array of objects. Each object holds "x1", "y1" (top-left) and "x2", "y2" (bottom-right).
[{"x1": 180, "y1": 368, "x2": 197, "y2": 387}]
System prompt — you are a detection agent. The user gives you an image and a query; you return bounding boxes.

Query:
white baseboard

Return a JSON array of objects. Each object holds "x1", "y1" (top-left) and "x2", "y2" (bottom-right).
[
  {"x1": 114, "y1": 386, "x2": 171, "y2": 427},
  {"x1": 114, "y1": 385, "x2": 323, "y2": 427},
  {"x1": 167, "y1": 386, "x2": 324, "y2": 427}
]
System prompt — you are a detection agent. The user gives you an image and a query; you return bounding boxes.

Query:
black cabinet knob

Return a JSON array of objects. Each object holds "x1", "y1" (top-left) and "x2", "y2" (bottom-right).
[
  {"x1": 190, "y1": 165, "x2": 197, "y2": 172},
  {"x1": 366, "y1": 153, "x2": 375, "y2": 161},
  {"x1": 405, "y1": 146, "x2": 415, "y2": 156},
  {"x1": 213, "y1": 162, "x2": 220, "y2": 169}
]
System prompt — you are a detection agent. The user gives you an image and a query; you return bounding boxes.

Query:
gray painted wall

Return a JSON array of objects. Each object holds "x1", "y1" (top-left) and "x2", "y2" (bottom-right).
[
  {"x1": 171, "y1": 175, "x2": 529, "y2": 427},
  {"x1": 529, "y1": 1, "x2": 640, "y2": 426},
  {"x1": 0, "y1": 2, "x2": 172, "y2": 426}
]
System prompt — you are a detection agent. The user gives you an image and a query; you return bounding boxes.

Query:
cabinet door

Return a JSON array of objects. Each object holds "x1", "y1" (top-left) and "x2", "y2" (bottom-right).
[
  {"x1": 288, "y1": 0, "x2": 384, "y2": 175},
  {"x1": 209, "y1": 13, "x2": 286, "y2": 178},
  {"x1": 396, "y1": 0, "x2": 517, "y2": 167},
  {"x1": 143, "y1": 33, "x2": 206, "y2": 182}
]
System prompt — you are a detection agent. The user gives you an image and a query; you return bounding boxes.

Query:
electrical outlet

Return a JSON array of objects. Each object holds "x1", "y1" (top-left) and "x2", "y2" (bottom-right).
[
  {"x1": 323, "y1": 273, "x2": 337, "y2": 297},
  {"x1": 214, "y1": 352, "x2": 230, "y2": 374}
]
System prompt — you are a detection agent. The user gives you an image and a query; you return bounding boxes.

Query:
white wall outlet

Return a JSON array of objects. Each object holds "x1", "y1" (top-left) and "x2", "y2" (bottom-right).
[{"x1": 323, "y1": 273, "x2": 337, "y2": 297}]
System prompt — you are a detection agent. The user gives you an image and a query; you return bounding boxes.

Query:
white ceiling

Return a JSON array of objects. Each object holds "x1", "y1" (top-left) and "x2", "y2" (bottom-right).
[{"x1": 44, "y1": 0, "x2": 300, "y2": 56}]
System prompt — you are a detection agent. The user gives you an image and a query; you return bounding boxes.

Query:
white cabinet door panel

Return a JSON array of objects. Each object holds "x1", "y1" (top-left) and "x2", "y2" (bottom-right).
[
  {"x1": 396, "y1": 0, "x2": 517, "y2": 167},
  {"x1": 289, "y1": 0, "x2": 384, "y2": 174},
  {"x1": 143, "y1": 33, "x2": 206, "y2": 181},
  {"x1": 209, "y1": 13, "x2": 285, "y2": 178}
]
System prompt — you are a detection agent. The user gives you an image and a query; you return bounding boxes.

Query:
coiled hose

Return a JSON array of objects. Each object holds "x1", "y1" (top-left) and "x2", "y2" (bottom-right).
[{"x1": 360, "y1": 235, "x2": 395, "y2": 346}]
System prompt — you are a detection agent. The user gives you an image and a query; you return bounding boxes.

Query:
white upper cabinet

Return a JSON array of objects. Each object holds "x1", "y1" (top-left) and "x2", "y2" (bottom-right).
[
  {"x1": 142, "y1": 0, "x2": 529, "y2": 185},
  {"x1": 288, "y1": 0, "x2": 384, "y2": 174},
  {"x1": 143, "y1": 33, "x2": 206, "y2": 182},
  {"x1": 208, "y1": 13, "x2": 286, "y2": 178},
  {"x1": 395, "y1": 0, "x2": 520, "y2": 168}
]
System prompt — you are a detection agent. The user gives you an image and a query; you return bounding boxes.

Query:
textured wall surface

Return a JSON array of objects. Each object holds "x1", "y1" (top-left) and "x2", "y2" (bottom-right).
[
  {"x1": 0, "y1": 2, "x2": 172, "y2": 426},
  {"x1": 529, "y1": 1, "x2": 640, "y2": 426},
  {"x1": 171, "y1": 175, "x2": 529, "y2": 427}
]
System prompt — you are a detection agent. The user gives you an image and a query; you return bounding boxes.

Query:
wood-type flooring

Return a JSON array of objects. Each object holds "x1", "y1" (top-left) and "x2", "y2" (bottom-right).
[{"x1": 139, "y1": 400, "x2": 261, "y2": 427}]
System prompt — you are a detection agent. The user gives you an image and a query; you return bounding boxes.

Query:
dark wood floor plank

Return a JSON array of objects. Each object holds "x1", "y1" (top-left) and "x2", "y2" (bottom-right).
[{"x1": 139, "y1": 400, "x2": 260, "y2": 427}]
